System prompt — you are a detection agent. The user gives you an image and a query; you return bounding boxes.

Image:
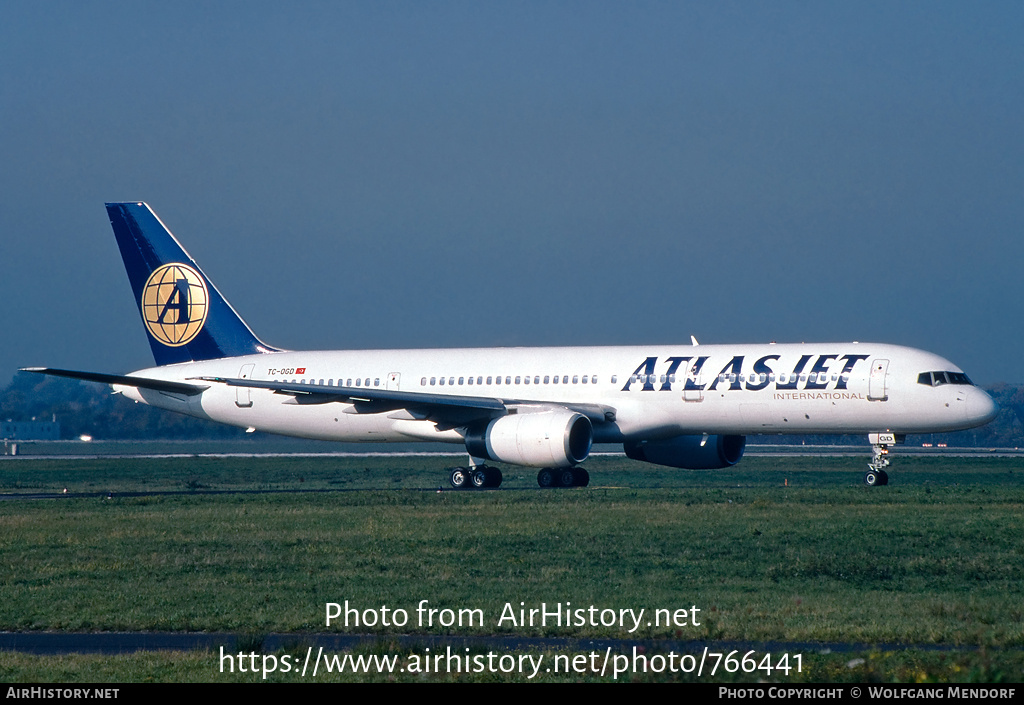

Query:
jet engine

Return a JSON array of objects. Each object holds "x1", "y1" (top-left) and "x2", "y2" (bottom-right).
[
  {"x1": 623, "y1": 434, "x2": 745, "y2": 469},
  {"x1": 465, "y1": 409, "x2": 593, "y2": 468}
]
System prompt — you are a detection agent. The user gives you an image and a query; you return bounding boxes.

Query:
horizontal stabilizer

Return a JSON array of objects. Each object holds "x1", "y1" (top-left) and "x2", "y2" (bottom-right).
[{"x1": 22, "y1": 368, "x2": 209, "y2": 396}]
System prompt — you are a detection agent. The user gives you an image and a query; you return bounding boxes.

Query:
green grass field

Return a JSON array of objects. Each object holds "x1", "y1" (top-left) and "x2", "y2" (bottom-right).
[{"x1": 1, "y1": 454, "x2": 1022, "y2": 682}]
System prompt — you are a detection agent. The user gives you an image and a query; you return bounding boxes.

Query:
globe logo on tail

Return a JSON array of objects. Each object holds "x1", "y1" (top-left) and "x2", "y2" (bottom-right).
[{"x1": 141, "y1": 263, "x2": 209, "y2": 346}]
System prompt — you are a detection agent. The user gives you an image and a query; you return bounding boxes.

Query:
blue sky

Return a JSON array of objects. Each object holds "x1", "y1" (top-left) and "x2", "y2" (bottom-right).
[{"x1": 1, "y1": 1, "x2": 1021, "y2": 384}]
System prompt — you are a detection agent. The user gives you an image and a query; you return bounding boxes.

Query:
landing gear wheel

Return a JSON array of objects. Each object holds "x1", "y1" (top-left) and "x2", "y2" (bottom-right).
[
  {"x1": 485, "y1": 467, "x2": 503, "y2": 488},
  {"x1": 537, "y1": 468, "x2": 555, "y2": 488},
  {"x1": 449, "y1": 467, "x2": 469, "y2": 489},
  {"x1": 877, "y1": 470, "x2": 889, "y2": 486},
  {"x1": 471, "y1": 468, "x2": 489, "y2": 488},
  {"x1": 572, "y1": 468, "x2": 590, "y2": 487},
  {"x1": 557, "y1": 468, "x2": 576, "y2": 487},
  {"x1": 864, "y1": 471, "x2": 880, "y2": 487}
]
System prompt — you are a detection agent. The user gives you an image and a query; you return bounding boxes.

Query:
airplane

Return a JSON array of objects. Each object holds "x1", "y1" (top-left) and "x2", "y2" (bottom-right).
[{"x1": 25, "y1": 202, "x2": 999, "y2": 488}]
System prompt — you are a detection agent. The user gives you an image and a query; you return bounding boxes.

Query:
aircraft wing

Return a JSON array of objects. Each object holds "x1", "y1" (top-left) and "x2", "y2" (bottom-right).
[
  {"x1": 194, "y1": 376, "x2": 615, "y2": 427},
  {"x1": 22, "y1": 368, "x2": 209, "y2": 396}
]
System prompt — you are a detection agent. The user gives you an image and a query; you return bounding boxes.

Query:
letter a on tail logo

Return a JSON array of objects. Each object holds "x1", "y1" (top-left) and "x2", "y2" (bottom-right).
[{"x1": 141, "y1": 263, "x2": 209, "y2": 346}]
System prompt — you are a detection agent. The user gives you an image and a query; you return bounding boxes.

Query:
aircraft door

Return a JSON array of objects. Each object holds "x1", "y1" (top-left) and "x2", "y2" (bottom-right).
[
  {"x1": 683, "y1": 363, "x2": 704, "y2": 402},
  {"x1": 868, "y1": 359, "x2": 889, "y2": 401},
  {"x1": 236, "y1": 363, "x2": 255, "y2": 408},
  {"x1": 387, "y1": 372, "x2": 401, "y2": 391}
]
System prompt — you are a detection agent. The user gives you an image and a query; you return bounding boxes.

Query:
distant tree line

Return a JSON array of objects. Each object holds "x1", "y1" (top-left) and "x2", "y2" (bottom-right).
[
  {"x1": 2, "y1": 371, "x2": 1023, "y2": 446},
  {"x1": 0, "y1": 372, "x2": 248, "y2": 440}
]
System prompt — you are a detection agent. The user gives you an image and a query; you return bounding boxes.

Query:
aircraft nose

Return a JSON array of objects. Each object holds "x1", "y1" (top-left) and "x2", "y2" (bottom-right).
[{"x1": 963, "y1": 388, "x2": 998, "y2": 426}]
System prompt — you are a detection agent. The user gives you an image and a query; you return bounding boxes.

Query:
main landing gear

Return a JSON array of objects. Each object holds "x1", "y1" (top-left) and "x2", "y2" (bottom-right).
[
  {"x1": 536, "y1": 467, "x2": 589, "y2": 488},
  {"x1": 447, "y1": 465, "x2": 590, "y2": 489},
  {"x1": 449, "y1": 465, "x2": 503, "y2": 489}
]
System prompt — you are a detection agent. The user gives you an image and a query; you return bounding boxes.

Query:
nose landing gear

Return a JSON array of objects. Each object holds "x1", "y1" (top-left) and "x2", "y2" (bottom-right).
[{"x1": 865, "y1": 432, "x2": 898, "y2": 486}]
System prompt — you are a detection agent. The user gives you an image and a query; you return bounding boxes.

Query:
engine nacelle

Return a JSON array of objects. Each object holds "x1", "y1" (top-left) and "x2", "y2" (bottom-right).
[
  {"x1": 465, "y1": 409, "x2": 593, "y2": 468},
  {"x1": 623, "y1": 434, "x2": 745, "y2": 469}
]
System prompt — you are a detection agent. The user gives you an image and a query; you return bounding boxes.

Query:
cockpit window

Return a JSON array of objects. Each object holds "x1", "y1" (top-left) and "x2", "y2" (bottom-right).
[{"x1": 917, "y1": 371, "x2": 973, "y2": 387}]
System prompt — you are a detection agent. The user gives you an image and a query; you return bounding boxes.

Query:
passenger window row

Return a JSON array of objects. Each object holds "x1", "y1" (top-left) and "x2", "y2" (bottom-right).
[
  {"x1": 628, "y1": 372, "x2": 850, "y2": 384},
  {"x1": 284, "y1": 378, "x2": 378, "y2": 387},
  {"x1": 420, "y1": 375, "x2": 599, "y2": 387}
]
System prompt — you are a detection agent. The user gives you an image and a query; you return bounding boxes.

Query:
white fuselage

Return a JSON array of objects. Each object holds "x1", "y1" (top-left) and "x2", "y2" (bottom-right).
[{"x1": 116, "y1": 342, "x2": 998, "y2": 445}]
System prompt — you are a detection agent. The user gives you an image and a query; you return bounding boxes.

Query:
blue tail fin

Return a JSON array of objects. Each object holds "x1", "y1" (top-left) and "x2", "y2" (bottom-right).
[{"x1": 106, "y1": 202, "x2": 278, "y2": 366}]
